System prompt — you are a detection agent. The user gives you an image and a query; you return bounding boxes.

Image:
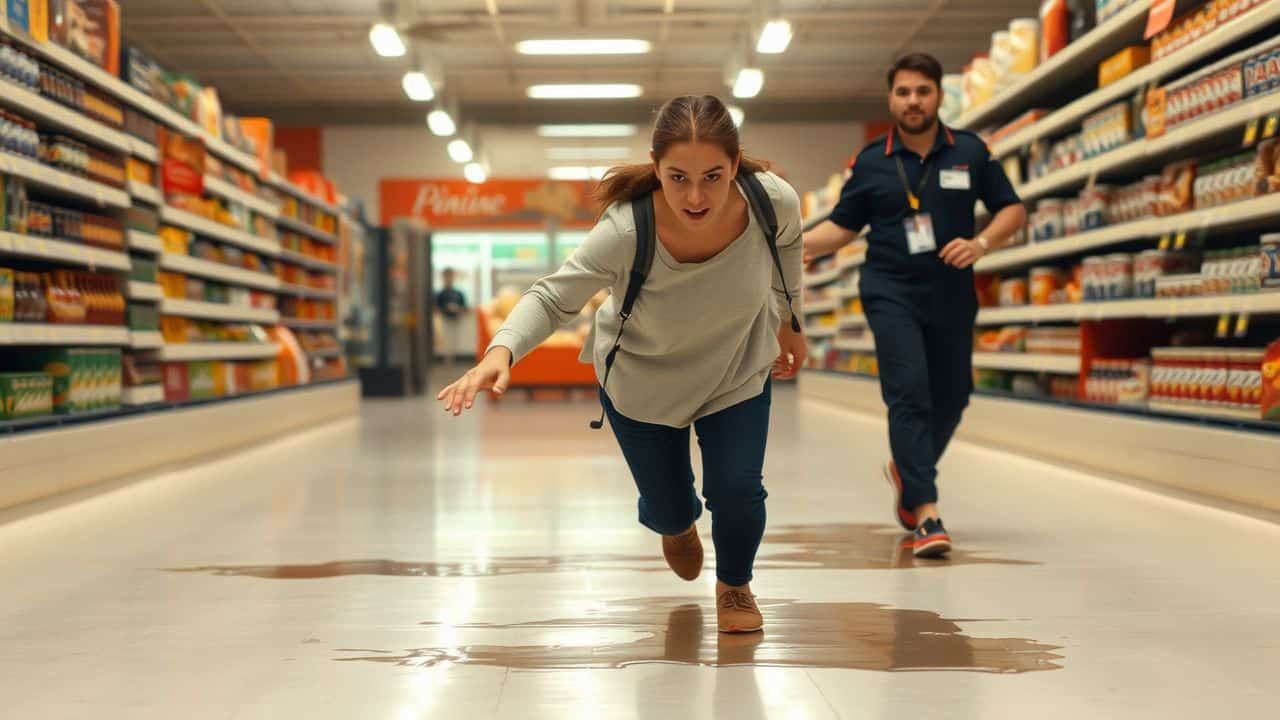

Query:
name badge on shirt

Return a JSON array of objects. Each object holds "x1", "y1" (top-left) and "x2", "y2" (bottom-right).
[
  {"x1": 939, "y1": 169, "x2": 971, "y2": 190},
  {"x1": 904, "y1": 213, "x2": 938, "y2": 255}
]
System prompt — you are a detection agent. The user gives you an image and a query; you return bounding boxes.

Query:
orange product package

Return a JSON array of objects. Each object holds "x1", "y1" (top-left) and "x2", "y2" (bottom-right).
[{"x1": 1262, "y1": 338, "x2": 1280, "y2": 422}]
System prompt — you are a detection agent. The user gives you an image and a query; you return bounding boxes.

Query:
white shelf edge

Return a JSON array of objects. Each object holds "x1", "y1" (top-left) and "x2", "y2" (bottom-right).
[
  {"x1": 955, "y1": 1, "x2": 1150, "y2": 130},
  {"x1": 0, "y1": 153, "x2": 130, "y2": 209},
  {"x1": 1146, "y1": 400, "x2": 1262, "y2": 423},
  {"x1": 160, "y1": 206, "x2": 280, "y2": 257},
  {"x1": 128, "y1": 180, "x2": 163, "y2": 207},
  {"x1": 122, "y1": 385, "x2": 165, "y2": 406},
  {"x1": 276, "y1": 214, "x2": 338, "y2": 244},
  {"x1": 838, "y1": 315, "x2": 868, "y2": 329},
  {"x1": 977, "y1": 293, "x2": 1280, "y2": 325},
  {"x1": 0, "y1": 78, "x2": 131, "y2": 152},
  {"x1": 807, "y1": 325, "x2": 838, "y2": 338},
  {"x1": 128, "y1": 331, "x2": 165, "y2": 349},
  {"x1": 157, "y1": 342, "x2": 280, "y2": 362},
  {"x1": 204, "y1": 176, "x2": 280, "y2": 219},
  {"x1": 126, "y1": 281, "x2": 163, "y2": 302},
  {"x1": 0, "y1": 323, "x2": 129, "y2": 345},
  {"x1": 158, "y1": 299, "x2": 280, "y2": 324},
  {"x1": 803, "y1": 268, "x2": 841, "y2": 288},
  {"x1": 973, "y1": 352, "x2": 1081, "y2": 374},
  {"x1": 833, "y1": 338, "x2": 876, "y2": 352},
  {"x1": 993, "y1": 3, "x2": 1280, "y2": 158},
  {"x1": 281, "y1": 318, "x2": 338, "y2": 330},
  {"x1": 278, "y1": 283, "x2": 337, "y2": 300},
  {"x1": 803, "y1": 299, "x2": 839, "y2": 315},
  {"x1": 128, "y1": 138, "x2": 159, "y2": 163},
  {"x1": 127, "y1": 230, "x2": 164, "y2": 254},
  {"x1": 158, "y1": 253, "x2": 281, "y2": 292},
  {"x1": 0, "y1": 232, "x2": 131, "y2": 271},
  {"x1": 1017, "y1": 92, "x2": 1280, "y2": 202},
  {"x1": 279, "y1": 250, "x2": 339, "y2": 273}
]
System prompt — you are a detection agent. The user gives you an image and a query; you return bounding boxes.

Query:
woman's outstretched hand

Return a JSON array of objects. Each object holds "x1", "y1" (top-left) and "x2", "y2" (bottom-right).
[
  {"x1": 437, "y1": 347, "x2": 513, "y2": 416},
  {"x1": 773, "y1": 321, "x2": 808, "y2": 379}
]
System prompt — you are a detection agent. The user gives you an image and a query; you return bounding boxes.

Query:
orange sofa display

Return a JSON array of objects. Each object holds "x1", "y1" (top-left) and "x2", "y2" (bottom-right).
[{"x1": 475, "y1": 290, "x2": 606, "y2": 388}]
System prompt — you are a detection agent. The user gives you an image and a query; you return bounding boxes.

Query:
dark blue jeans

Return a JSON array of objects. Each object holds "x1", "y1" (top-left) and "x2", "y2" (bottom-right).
[{"x1": 600, "y1": 379, "x2": 772, "y2": 587}]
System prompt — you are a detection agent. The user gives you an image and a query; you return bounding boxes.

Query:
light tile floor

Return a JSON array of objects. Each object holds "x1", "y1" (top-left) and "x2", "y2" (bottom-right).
[{"x1": 1, "y1": 384, "x2": 1277, "y2": 718}]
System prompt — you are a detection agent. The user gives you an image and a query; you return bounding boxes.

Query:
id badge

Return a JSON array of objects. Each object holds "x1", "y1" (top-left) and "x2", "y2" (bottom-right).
[
  {"x1": 939, "y1": 169, "x2": 971, "y2": 190},
  {"x1": 904, "y1": 213, "x2": 938, "y2": 255}
]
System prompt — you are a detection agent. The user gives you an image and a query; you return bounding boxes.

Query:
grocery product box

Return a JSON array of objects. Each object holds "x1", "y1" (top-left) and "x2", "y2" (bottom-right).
[
  {"x1": 6, "y1": 0, "x2": 49, "y2": 42},
  {"x1": 1243, "y1": 46, "x2": 1280, "y2": 98},
  {"x1": 1099, "y1": 46, "x2": 1149, "y2": 88},
  {"x1": 49, "y1": 0, "x2": 119, "y2": 76},
  {"x1": 0, "y1": 372, "x2": 53, "y2": 419},
  {"x1": 162, "y1": 362, "x2": 190, "y2": 402},
  {"x1": 0, "y1": 267, "x2": 13, "y2": 321}
]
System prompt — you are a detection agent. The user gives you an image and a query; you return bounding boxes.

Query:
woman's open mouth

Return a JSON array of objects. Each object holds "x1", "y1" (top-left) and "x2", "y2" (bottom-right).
[{"x1": 683, "y1": 208, "x2": 710, "y2": 221}]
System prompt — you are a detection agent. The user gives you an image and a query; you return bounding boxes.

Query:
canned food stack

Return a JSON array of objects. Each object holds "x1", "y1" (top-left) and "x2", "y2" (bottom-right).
[
  {"x1": 1085, "y1": 358, "x2": 1151, "y2": 406},
  {"x1": 1082, "y1": 254, "x2": 1136, "y2": 301},
  {"x1": 1026, "y1": 326, "x2": 1082, "y2": 354},
  {"x1": 1151, "y1": 0, "x2": 1271, "y2": 62},
  {"x1": 1150, "y1": 347, "x2": 1265, "y2": 415},
  {"x1": 1193, "y1": 154, "x2": 1260, "y2": 209}
]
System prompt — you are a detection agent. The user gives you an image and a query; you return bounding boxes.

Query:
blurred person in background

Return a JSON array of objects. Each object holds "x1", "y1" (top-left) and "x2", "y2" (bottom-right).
[
  {"x1": 802, "y1": 53, "x2": 1026, "y2": 558},
  {"x1": 438, "y1": 95, "x2": 805, "y2": 634}
]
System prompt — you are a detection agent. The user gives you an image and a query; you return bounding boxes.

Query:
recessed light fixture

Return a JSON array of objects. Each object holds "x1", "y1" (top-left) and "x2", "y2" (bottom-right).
[
  {"x1": 427, "y1": 110, "x2": 457, "y2": 137},
  {"x1": 447, "y1": 139, "x2": 474, "y2": 163},
  {"x1": 402, "y1": 72, "x2": 434, "y2": 102},
  {"x1": 537, "y1": 124, "x2": 638, "y2": 138},
  {"x1": 756, "y1": 20, "x2": 793, "y2": 54},
  {"x1": 527, "y1": 84, "x2": 643, "y2": 100},
  {"x1": 464, "y1": 162, "x2": 487, "y2": 184},
  {"x1": 369, "y1": 23, "x2": 406, "y2": 58},
  {"x1": 732, "y1": 68, "x2": 764, "y2": 99},
  {"x1": 516, "y1": 39, "x2": 652, "y2": 55},
  {"x1": 545, "y1": 147, "x2": 631, "y2": 161}
]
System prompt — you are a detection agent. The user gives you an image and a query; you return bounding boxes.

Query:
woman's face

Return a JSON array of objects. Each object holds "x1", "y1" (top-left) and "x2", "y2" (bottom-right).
[{"x1": 653, "y1": 142, "x2": 740, "y2": 231}]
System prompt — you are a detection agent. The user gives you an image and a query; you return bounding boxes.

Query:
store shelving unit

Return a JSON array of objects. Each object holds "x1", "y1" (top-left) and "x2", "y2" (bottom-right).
[
  {"x1": 158, "y1": 253, "x2": 281, "y2": 292},
  {"x1": 159, "y1": 207, "x2": 280, "y2": 257},
  {"x1": 127, "y1": 180, "x2": 163, "y2": 207},
  {"x1": 977, "y1": 293, "x2": 1280, "y2": 325},
  {"x1": 279, "y1": 249, "x2": 338, "y2": 273},
  {"x1": 128, "y1": 138, "x2": 159, "y2": 164},
  {"x1": 158, "y1": 299, "x2": 279, "y2": 325},
  {"x1": 129, "y1": 331, "x2": 165, "y2": 350},
  {"x1": 125, "y1": 281, "x2": 163, "y2": 302},
  {"x1": 972, "y1": 352, "x2": 1081, "y2": 374},
  {"x1": 0, "y1": 232, "x2": 131, "y2": 271},
  {"x1": 278, "y1": 283, "x2": 338, "y2": 301},
  {"x1": 127, "y1": 229, "x2": 164, "y2": 254},
  {"x1": 156, "y1": 342, "x2": 280, "y2": 362},
  {"x1": 0, "y1": 153, "x2": 130, "y2": 209},
  {"x1": 0, "y1": 78, "x2": 132, "y2": 153},
  {"x1": 203, "y1": 176, "x2": 280, "y2": 219},
  {"x1": 0, "y1": 324, "x2": 130, "y2": 345},
  {"x1": 276, "y1": 214, "x2": 338, "y2": 245},
  {"x1": 281, "y1": 318, "x2": 338, "y2": 331}
]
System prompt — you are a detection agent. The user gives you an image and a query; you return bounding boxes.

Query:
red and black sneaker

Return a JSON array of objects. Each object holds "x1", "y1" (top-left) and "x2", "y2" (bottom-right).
[
  {"x1": 913, "y1": 518, "x2": 952, "y2": 559},
  {"x1": 882, "y1": 461, "x2": 919, "y2": 531}
]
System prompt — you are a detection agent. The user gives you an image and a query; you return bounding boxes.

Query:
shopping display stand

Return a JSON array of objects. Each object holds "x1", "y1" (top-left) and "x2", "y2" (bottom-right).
[
  {"x1": 799, "y1": 0, "x2": 1280, "y2": 516},
  {"x1": 0, "y1": 19, "x2": 359, "y2": 510}
]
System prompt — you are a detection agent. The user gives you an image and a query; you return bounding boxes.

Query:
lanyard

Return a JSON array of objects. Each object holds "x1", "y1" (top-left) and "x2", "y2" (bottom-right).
[{"x1": 894, "y1": 155, "x2": 932, "y2": 213}]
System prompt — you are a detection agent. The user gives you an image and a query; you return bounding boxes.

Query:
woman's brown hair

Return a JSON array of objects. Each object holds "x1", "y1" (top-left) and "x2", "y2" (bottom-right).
[{"x1": 593, "y1": 95, "x2": 769, "y2": 217}]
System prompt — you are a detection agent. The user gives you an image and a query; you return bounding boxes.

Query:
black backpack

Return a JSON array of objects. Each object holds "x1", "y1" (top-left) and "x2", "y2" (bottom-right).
[{"x1": 590, "y1": 169, "x2": 801, "y2": 429}]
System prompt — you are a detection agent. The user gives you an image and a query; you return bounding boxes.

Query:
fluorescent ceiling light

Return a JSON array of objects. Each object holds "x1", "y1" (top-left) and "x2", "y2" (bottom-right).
[
  {"x1": 527, "y1": 84, "x2": 643, "y2": 100},
  {"x1": 369, "y1": 23, "x2": 406, "y2": 58},
  {"x1": 727, "y1": 105, "x2": 745, "y2": 128},
  {"x1": 756, "y1": 20, "x2": 793, "y2": 54},
  {"x1": 427, "y1": 109, "x2": 457, "y2": 136},
  {"x1": 447, "y1": 139, "x2": 474, "y2": 163},
  {"x1": 545, "y1": 146, "x2": 631, "y2": 161},
  {"x1": 732, "y1": 68, "x2": 764, "y2": 99},
  {"x1": 537, "y1": 124, "x2": 638, "y2": 138},
  {"x1": 548, "y1": 166, "x2": 610, "y2": 181},
  {"x1": 516, "y1": 39, "x2": 652, "y2": 55},
  {"x1": 464, "y1": 162, "x2": 487, "y2": 184},
  {"x1": 402, "y1": 71, "x2": 434, "y2": 101}
]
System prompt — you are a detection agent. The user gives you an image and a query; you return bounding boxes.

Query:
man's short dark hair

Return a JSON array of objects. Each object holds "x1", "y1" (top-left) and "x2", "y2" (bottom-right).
[{"x1": 887, "y1": 53, "x2": 944, "y2": 90}]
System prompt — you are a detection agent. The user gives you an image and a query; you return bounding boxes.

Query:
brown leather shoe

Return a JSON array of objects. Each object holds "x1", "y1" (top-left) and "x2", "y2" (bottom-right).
[
  {"x1": 716, "y1": 581, "x2": 764, "y2": 633},
  {"x1": 662, "y1": 525, "x2": 703, "y2": 581}
]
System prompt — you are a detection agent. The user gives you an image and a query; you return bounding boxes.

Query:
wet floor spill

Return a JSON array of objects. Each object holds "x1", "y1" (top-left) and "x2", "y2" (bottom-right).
[
  {"x1": 332, "y1": 596, "x2": 1063, "y2": 673},
  {"x1": 164, "y1": 523, "x2": 1033, "y2": 579}
]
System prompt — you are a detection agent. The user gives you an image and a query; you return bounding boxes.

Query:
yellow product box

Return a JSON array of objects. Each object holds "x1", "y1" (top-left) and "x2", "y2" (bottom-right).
[
  {"x1": 0, "y1": 267, "x2": 14, "y2": 321},
  {"x1": 159, "y1": 226, "x2": 192, "y2": 254},
  {"x1": 1099, "y1": 46, "x2": 1150, "y2": 89}
]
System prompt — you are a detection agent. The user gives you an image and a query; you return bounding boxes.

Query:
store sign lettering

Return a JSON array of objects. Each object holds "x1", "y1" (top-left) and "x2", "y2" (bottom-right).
[{"x1": 412, "y1": 184, "x2": 508, "y2": 218}]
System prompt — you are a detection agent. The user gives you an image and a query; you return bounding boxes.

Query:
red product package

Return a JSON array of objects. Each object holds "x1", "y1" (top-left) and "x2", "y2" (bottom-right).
[{"x1": 1263, "y1": 339, "x2": 1280, "y2": 422}]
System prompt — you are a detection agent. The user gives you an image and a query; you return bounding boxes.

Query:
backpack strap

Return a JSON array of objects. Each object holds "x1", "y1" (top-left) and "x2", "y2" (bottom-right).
[
  {"x1": 590, "y1": 194, "x2": 656, "y2": 430},
  {"x1": 737, "y1": 170, "x2": 802, "y2": 333}
]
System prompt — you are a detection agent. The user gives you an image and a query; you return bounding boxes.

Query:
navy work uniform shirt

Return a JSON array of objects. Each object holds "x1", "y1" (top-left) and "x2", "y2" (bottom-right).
[{"x1": 829, "y1": 124, "x2": 1021, "y2": 315}]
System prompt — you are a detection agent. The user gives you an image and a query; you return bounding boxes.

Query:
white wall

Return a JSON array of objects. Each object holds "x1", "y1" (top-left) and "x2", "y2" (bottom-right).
[{"x1": 323, "y1": 122, "x2": 865, "y2": 222}]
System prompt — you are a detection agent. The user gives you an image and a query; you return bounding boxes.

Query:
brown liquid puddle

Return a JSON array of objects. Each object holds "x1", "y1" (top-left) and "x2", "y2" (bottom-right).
[
  {"x1": 164, "y1": 523, "x2": 1033, "y2": 579},
  {"x1": 332, "y1": 596, "x2": 1062, "y2": 673}
]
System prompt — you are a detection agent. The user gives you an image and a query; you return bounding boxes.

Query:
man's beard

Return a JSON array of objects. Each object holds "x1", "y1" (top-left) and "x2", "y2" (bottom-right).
[{"x1": 897, "y1": 111, "x2": 938, "y2": 135}]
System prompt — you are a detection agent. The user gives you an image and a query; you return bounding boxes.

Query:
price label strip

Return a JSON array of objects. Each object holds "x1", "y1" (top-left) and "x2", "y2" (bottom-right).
[
  {"x1": 1264, "y1": 114, "x2": 1280, "y2": 140},
  {"x1": 1235, "y1": 313, "x2": 1250, "y2": 339},
  {"x1": 1216, "y1": 314, "x2": 1231, "y2": 339},
  {"x1": 1158, "y1": 233, "x2": 1172, "y2": 251},
  {"x1": 1243, "y1": 118, "x2": 1261, "y2": 147}
]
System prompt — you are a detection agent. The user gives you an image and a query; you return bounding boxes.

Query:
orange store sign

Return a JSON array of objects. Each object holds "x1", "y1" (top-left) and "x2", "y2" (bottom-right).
[{"x1": 380, "y1": 178, "x2": 597, "y2": 228}]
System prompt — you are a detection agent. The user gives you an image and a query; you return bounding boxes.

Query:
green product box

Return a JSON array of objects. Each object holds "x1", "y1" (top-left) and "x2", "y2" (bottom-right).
[
  {"x1": 129, "y1": 256, "x2": 158, "y2": 283},
  {"x1": 188, "y1": 361, "x2": 218, "y2": 400},
  {"x1": 33, "y1": 348, "x2": 76, "y2": 414},
  {"x1": 128, "y1": 304, "x2": 159, "y2": 332},
  {"x1": 0, "y1": 373, "x2": 54, "y2": 419}
]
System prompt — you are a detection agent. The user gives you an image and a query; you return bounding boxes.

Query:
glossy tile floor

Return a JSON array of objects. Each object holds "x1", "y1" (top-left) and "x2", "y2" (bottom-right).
[{"x1": 2, "y1": 382, "x2": 1278, "y2": 718}]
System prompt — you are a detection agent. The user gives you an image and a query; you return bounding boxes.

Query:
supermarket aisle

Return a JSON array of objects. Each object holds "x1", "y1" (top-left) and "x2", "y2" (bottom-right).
[{"x1": 1, "y1": 385, "x2": 1278, "y2": 719}]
